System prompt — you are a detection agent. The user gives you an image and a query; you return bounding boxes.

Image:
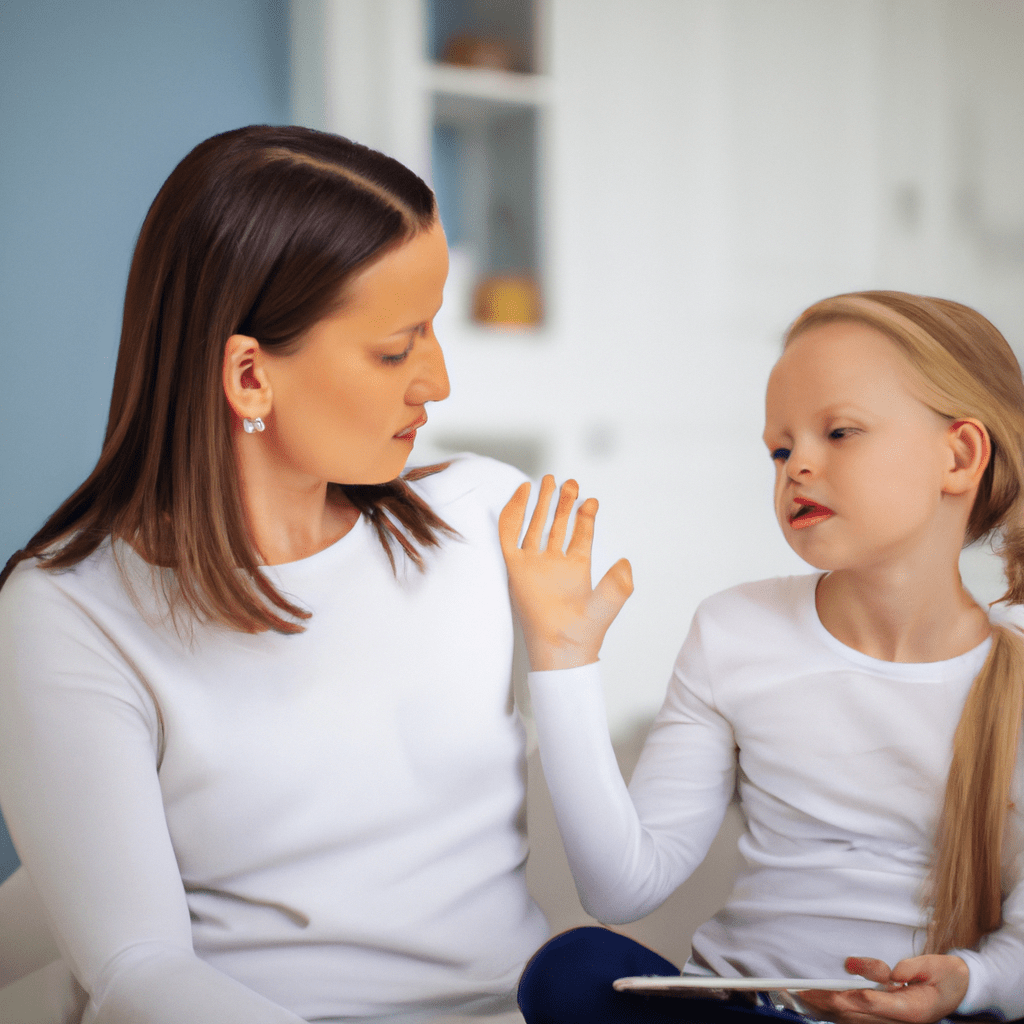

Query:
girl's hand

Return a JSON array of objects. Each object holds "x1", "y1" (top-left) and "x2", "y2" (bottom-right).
[
  {"x1": 798, "y1": 954, "x2": 969, "y2": 1024},
  {"x1": 499, "y1": 476, "x2": 633, "y2": 671}
]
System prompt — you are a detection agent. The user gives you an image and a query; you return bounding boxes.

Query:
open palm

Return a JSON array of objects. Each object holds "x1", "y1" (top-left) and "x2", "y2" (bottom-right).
[{"x1": 499, "y1": 476, "x2": 633, "y2": 671}]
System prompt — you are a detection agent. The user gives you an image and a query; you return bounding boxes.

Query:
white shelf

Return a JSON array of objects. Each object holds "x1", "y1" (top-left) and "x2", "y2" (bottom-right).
[{"x1": 425, "y1": 63, "x2": 553, "y2": 107}]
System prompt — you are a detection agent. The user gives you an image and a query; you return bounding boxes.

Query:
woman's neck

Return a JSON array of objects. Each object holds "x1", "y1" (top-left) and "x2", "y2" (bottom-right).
[
  {"x1": 235, "y1": 440, "x2": 360, "y2": 566},
  {"x1": 815, "y1": 562, "x2": 991, "y2": 663}
]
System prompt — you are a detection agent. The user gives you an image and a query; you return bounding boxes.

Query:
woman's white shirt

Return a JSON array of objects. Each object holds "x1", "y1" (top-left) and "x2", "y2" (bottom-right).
[{"x1": 0, "y1": 454, "x2": 548, "y2": 1023}]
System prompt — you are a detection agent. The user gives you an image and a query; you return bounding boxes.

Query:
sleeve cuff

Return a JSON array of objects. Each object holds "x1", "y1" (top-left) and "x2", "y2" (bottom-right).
[{"x1": 951, "y1": 949, "x2": 987, "y2": 1016}]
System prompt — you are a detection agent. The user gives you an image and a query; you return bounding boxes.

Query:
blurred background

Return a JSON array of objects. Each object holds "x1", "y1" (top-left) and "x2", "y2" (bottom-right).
[{"x1": 3, "y1": 0, "x2": 1023, "y2": 966}]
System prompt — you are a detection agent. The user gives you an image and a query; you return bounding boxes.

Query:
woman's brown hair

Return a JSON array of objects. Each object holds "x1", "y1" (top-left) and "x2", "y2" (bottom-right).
[
  {"x1": 786, "y1": 290, "x2": 1024, "y2": 953},
  {"x1": 0, "y1": 125, "x2": 455, "y2": 633}
]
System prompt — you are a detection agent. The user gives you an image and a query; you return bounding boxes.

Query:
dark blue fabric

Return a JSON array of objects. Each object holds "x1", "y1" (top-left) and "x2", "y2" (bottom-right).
[{"x1": 517, "y1": 927, "x2": 812, "y2": 1024}]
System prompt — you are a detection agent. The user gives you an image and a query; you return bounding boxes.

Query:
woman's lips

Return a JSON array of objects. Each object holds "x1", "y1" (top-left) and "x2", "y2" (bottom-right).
[
  {"x1": 394, "y1": 415, "x2": 427, "y2": 441},
  {"x1": 788, "y1": 497, "x2": 835, "y2": 529}
]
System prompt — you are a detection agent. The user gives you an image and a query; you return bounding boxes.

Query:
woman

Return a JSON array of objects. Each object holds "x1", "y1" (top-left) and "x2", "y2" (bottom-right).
[{"x1": 0, "y1": 125, "x2": 548, "y2": 1023}]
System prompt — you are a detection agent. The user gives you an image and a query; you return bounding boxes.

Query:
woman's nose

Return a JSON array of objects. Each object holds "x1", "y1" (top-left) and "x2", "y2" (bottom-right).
[{"x1": 407, "y1": 329, "x2": 450, "y2": 405}]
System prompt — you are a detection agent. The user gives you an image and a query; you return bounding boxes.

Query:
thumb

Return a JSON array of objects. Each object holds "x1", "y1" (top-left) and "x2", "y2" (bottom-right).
[
  {"x1": 591, "y1": 559, "x2": 634, "y2": 625},
  {"x1": 498, "y1": 482, "x2": 531, "y2": 555}
]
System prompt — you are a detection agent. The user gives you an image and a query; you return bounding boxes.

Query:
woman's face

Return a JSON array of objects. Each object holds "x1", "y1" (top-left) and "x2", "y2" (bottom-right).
[{"x1": 260, "y1": 219, "x2": 451, "y2": 487}]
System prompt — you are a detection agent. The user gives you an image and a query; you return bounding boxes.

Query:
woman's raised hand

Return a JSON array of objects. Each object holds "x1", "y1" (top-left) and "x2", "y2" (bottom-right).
[{"x1": 499, "y1": 476, "x2": 633, "y2": 672}]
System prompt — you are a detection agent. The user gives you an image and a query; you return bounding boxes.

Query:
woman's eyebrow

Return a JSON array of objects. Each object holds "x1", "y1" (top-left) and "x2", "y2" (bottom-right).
[
  {"x1": 387, "y1": 321, "x2": 423, "y2": 337},
  {"x1": 387, "y1": 304, "x2": 443, "y2": 337}
]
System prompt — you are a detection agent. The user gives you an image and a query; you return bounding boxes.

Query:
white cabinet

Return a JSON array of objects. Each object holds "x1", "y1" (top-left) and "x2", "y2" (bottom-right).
[
  {"x1": 290, "y1": 0, "x2": 1024, "y2": 730},
  {"x1": 292, "y1": 0, "x2": 551, "y2": 334}
]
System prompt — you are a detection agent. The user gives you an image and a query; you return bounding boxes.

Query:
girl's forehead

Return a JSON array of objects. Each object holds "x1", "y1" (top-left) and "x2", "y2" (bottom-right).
[{"x1": 766, "y1": 322, "x2": 924, "y2": 415}]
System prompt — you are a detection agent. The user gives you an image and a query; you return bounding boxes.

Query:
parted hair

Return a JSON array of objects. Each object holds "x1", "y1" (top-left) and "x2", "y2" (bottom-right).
[
  {"x1": 786, "y1": 290, "x2": 1024, "y2": 954},
  {"x1": 0, "y1": 125, "x2": 454, "y2": 633}
]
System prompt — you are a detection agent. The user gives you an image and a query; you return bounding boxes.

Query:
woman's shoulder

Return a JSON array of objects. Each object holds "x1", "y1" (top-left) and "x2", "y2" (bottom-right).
[
  {"x1": 405, "y1": 452, "x2": 529, "y2": 513},
  {"x1": 0, "y1": 542, "x2": 123, "y2": 624}
]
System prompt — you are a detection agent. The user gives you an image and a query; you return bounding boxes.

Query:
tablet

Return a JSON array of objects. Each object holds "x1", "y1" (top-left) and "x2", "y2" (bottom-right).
[{"x1": 613, "y1": 976, "x2": 880, "y2": 994}]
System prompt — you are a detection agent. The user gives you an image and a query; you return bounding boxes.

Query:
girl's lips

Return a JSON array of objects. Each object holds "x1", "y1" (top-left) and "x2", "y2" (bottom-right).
[{"x1": 789, "y1": 498, "x2": 835, "y2": 530}]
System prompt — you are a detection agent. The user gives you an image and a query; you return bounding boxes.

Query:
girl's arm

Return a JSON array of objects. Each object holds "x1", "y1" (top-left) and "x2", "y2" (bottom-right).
[
  {"x1": 501, "y1": 478, "x2": 735, "y2": 922},
  {"x1": 0, "y1": 572, "x2": 307, "y2": 1024}
]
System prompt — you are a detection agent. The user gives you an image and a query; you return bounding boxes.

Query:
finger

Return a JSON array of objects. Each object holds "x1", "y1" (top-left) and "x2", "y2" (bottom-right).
[
  {"x1": 523, "y1": 475, "x2": 556, "y2": 550},
  {"x1": 565, "y1": 497, "x2": 598, "y2": 560},
  {"x1": 498, "y1": 482, "x2": 531, "y2": 556},
  {"x1": 546, "y1": 479, "x2": 579, "y2": 552},
  {"x1": 592, "y1": 559, "x2": 634, "y2": 626},
  {"x1": 845, "y1": 957, "x2": 893, "y2": 985}
]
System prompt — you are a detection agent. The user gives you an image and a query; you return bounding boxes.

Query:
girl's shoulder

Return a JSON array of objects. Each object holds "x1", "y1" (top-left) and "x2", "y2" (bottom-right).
[
  {"x1": 695, "y1": 573, "x2": 821, "y2": 627},
  {"x1": 405, "y1": 452, "x2": 528, "y2": 514}
]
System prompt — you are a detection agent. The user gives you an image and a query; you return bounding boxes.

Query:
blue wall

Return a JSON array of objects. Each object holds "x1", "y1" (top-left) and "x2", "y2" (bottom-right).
[{"x1": 0, "y1": 0, "x2": 290, "y2": 883}]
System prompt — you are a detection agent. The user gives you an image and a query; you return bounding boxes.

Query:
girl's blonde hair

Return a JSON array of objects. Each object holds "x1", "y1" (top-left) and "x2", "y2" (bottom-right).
[{"x1": 786, "y1": 290, "x2": 1024, "y2": 954}]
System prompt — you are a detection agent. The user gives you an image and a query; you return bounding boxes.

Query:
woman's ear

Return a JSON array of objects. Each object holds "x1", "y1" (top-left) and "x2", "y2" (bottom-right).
[
  {"x1": 943, "y1": 418, "x2": 991, "y2": 496},
  {"x1": 223, "y1": 334, "x2": 273, "y2": 421}
]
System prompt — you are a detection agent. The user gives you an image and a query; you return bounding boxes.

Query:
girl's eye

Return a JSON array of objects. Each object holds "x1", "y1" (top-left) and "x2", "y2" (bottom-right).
[
  {"x1": 381, "y1": 349, "x2": 410, "y2": 365},
  {"x1": 770, "y1": 448, "x2": 791, "y2": 462},
  {"x1": 829, "y1": 427, "x2": 852, "y2": 440}
]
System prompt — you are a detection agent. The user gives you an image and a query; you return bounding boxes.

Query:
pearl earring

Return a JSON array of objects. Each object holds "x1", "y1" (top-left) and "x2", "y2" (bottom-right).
[{"x1": 242, "y1": 417, "x2": 265, "y2": 434}]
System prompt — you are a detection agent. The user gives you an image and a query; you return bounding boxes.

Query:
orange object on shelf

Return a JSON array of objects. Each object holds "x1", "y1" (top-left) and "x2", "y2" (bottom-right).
[
  {"x1": 441, "y1": 33, "x2": 519, "y2": 73},
  {"x1": 472, "y1": 274, "x2": 542, "y2": 327}
]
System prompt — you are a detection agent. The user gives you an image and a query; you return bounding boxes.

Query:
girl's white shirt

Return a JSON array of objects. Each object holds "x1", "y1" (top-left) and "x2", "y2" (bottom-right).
[
  {"x1": 0, "y1": 454, "x2": 548, "y2": 1024},
  {"x1": 529, "y1": 573, "x2": 1024, "y2": 1020}
]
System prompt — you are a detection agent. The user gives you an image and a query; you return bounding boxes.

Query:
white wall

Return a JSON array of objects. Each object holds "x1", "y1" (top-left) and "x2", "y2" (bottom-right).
[{"x1": 297, "y1": 0, "x2": 1024, "y2": 736}]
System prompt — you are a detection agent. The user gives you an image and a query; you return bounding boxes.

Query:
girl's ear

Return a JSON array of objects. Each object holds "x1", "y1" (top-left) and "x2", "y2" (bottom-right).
[
  {"x1": 943, "y1": 418, "x2": 990, "y2": 496},
  {"x1": 222, "y1": 334, "x2": 273, "y2": 421}
]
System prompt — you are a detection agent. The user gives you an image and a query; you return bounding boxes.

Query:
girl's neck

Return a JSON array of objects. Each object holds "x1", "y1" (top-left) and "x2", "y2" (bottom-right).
[{"x1": 815, "y1": 564, "x2": 991, "y2": 663}]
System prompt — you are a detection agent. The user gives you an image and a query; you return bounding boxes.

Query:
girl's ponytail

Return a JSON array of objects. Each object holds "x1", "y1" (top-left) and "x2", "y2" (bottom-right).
[{"x1": 929, "y1": 624, "x2": 1024, "y2": 952}]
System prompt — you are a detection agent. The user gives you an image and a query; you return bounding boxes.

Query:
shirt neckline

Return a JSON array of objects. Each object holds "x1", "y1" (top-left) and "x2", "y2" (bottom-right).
[{"x1": 801, "y1": 572, "x2": 993, "y2": 680}]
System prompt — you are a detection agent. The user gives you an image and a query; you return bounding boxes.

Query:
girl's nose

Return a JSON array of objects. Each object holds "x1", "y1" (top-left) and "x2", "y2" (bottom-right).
[{"x1": 787, "y1": 443, "x2": 815, "y2": 479}]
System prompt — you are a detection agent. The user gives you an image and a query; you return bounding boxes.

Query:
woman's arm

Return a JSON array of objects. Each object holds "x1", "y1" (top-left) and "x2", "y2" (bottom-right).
[
  {"x1": 0, "y1": 866, "x2": 60, "y2": 988},
  {"x1": 0, "y1": 571, "x2": 306, "y2": 1024}
]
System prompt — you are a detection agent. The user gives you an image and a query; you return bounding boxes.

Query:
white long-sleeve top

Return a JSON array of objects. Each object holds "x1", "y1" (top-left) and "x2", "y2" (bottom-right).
[
  {"x1": 0, "y1": 454, "x2": 549, "y2": 1024},
  {"x1": 529, "y1": 574, "x2": 1024, "y2": 1019}
]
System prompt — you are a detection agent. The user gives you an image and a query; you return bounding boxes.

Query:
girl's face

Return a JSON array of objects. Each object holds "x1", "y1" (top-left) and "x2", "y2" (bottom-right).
[
  {"x1": 763, "y1": 321, "x2": 955, "y2": 573},
  {"x1": 260, "y1": 220, "x2": 451, "y2": 487}
]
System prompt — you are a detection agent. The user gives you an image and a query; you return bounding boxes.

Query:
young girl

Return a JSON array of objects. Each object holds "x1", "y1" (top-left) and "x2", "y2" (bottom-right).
[{"x1": 500, "y1": 291, "x2": 1024, "y2": 1024}]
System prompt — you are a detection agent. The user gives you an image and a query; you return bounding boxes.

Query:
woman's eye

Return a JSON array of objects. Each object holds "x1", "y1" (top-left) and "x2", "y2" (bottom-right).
[
  {"x1": 381, "y1": 350, "x2": 410, "y2": 365},
  {"x1": 770, "y1": 448, "x2": 791, "y2": 462}
]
